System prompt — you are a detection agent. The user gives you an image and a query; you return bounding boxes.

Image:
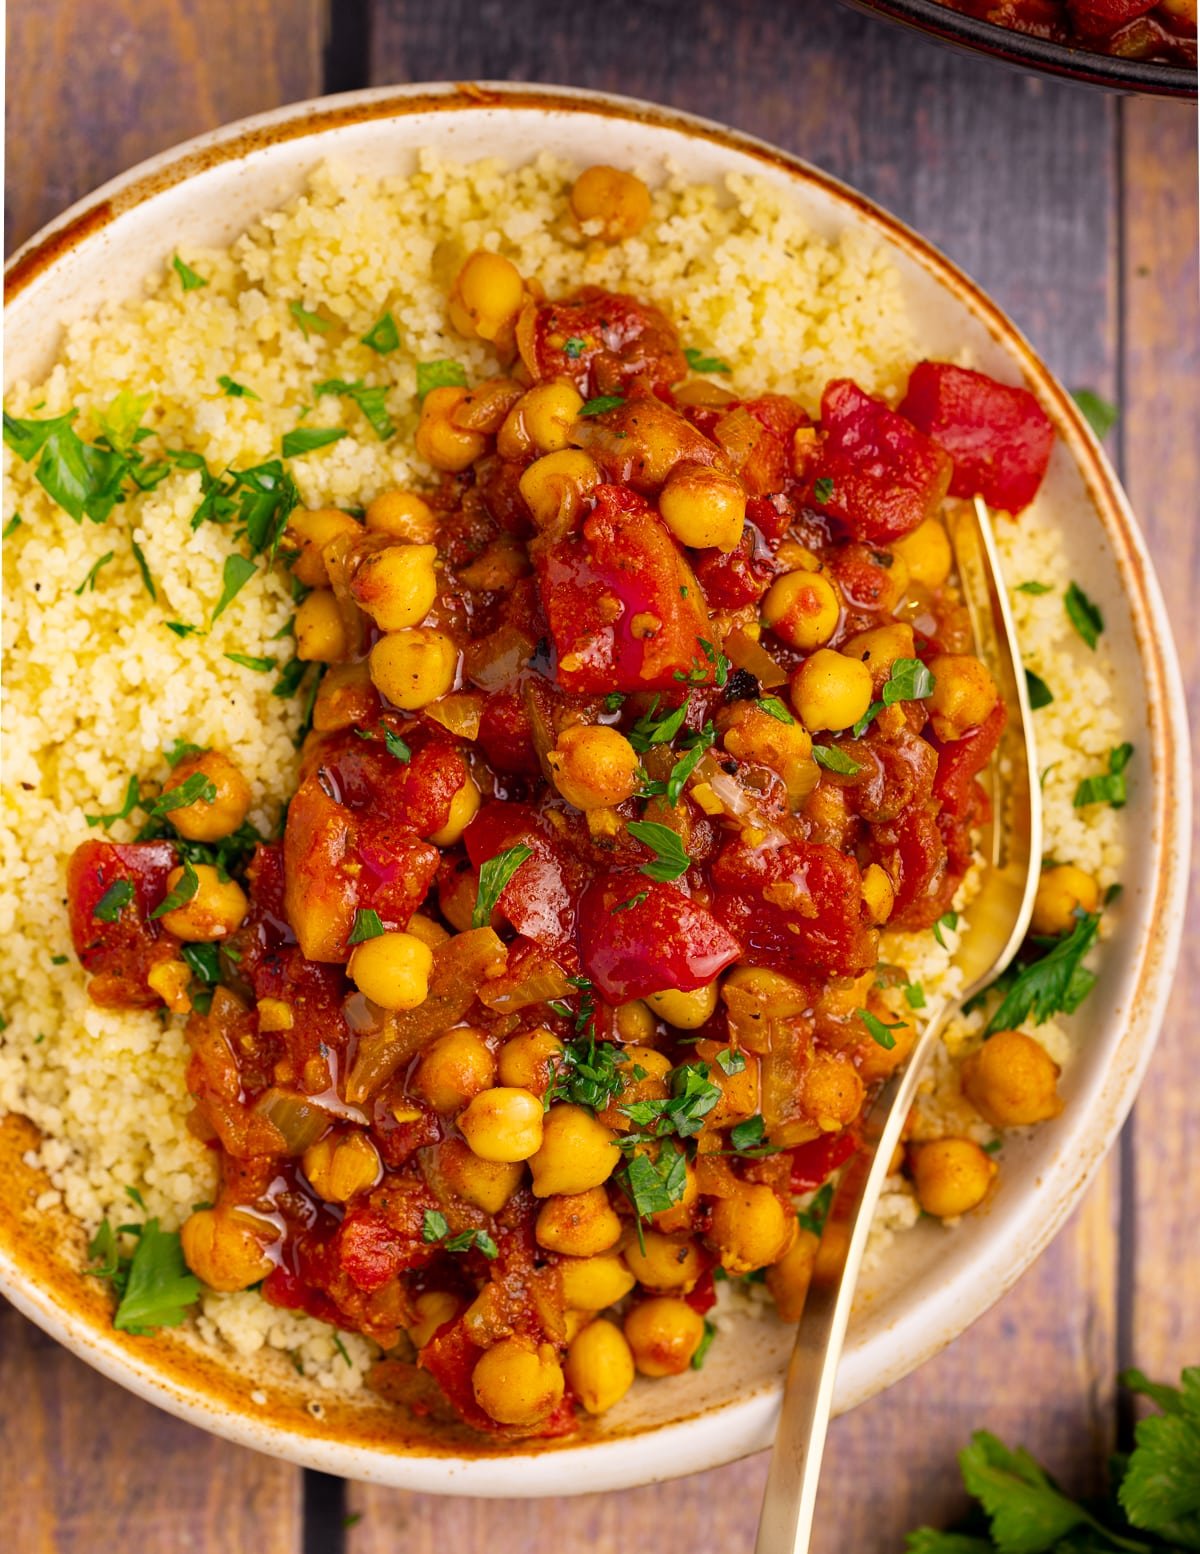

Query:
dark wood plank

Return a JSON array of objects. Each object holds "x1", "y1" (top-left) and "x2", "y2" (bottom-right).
[{"x1": 5, "y1": 0, "x2": 327, "y2": 251}]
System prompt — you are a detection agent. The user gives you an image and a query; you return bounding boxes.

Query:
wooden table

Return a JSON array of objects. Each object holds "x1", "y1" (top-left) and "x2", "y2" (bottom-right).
[{"x1": 4, "y1": 3, "x2": 1196, "y2": 1549}]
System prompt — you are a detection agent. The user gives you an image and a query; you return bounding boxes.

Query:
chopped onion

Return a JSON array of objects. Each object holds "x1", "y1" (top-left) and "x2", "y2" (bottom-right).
[
  {"x1": 725, "y1": 628, "x2": 788, "y2": 688},
  {"x1": 424, "y1": 692, "x2": 483, "y2": 741},
  {"x1": 253, "y1": 1088, "x2": 335, "y2": 1156}
]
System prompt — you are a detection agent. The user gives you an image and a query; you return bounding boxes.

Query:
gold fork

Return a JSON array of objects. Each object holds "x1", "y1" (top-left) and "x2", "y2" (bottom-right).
[{"x1": 754, "y1": 496, "x2": 1043, "y2": 1554}]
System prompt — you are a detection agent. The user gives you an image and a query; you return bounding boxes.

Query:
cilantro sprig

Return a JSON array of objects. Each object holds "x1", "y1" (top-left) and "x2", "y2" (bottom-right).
[
  {"x1": 421, "y1": 1210, "x2": 498, "y2": 1260},
  {"x1": 626, "y1": 820, "x2": 691, "y2": 882},
  {"x1": 1074, "y1": 743, "x2": 1134, "y2": 810},
  {"x1": 88, "y1": 1209, "x2": 202, "y2": 1334},
  {"x1": 980, "y1": 911, "x2": 1100, "y2": 1036},
  {"x1": 852, "y1": 657, "x2": 936, "y2": 739}
]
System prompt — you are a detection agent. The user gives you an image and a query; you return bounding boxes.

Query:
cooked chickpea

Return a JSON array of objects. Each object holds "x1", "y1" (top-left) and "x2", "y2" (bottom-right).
[
  {"x1": 411, "y1": 1026, "x2": 496, "y2": 1111},
  {"x1": 168, "y1": 750, "x2": 252, "y2": 842},
  {"x1": 565, "y1": 1318, "x2": 636, "y2": 1415},
  {"x1": 536, "y1": 1187, "x2": 623, "y2": 1256},
  {"x1": 180, "y1": 1206, "x2": 274, "y2": 1292},
  {"x1": 707, "y1": 1183, "x2": 794, "y2": 1275},
  {"x1": 301, "y1": 1131, "x2": 381, "y2": 1203},
  {"x1": 529, "y1": 1104, "x2": 620, "y2": 1197},
  {"x1": 722, "y1": 702, "x2": 814, "y2": 770},
  {"x1": 790, "y1": 649, "x2": 874, "y2": 733},
  {"x1": 351, "y1": 543, "x2": 439, "y2": 631},
  {"x1": 765, "y1": 1227, "x2": 820, "y2": 1322},
  {"x1": 800, "y1": 1049, "x2": 865, "y2": 1132},
  {"x1": 407, "y1": 1290, "x2": 460, "y2": 1349},
  {"x1": 547, "y1": 724, "x2": 640, "y2": 810},
  {"x1": 429, "y1": 776, "x2": 481, "y2": 847},
  {"x1": 448, "y1": 250, "x2": 525, "y2": 342},
  {"x1": 1031, "y1": 864, "x2": 1100, "y2": 938},
  {"x1": 559, "y1": 1253, "x2": 637, "y2": 1311},
  {"x1": 911, "y1": 1138, "x2": 997, "y2": 1218},
  {"x1": 622, "y1": 1230, "x2": 703, "y2": 1293},
  {"x1": 471, "y1": 1337, "x2": 565, "y2": 1426},
  {"x1": 365, "y1": 488, "x2": 438, "y2": 543},
  {"x1": 892, "y1": 518, "x2": 952, "y2": 589},
  {"x1": 961, "y1": 1029, "x2": 1064, "y2": 1128},
  {"x1": 433, "y1": 1136, "x2": 524, "y2": 1214},
  {"x1": 458, "y1": 1086, "x2": 545, "y2": 1163},
  {"x1": 926, "y1": 653, "x2": 999, "y2": 740},
  {"x1": 147, "y1": 958, "x2": 192, "y2": 1013},
  {"x1": 518, "y1": 450, "x2": 600, "y2": 529},
  {"x1": 348, "y1": 930, "x2": 432, "y2": 1011},
  {"x1": 623, "y1": 1297, "x2": 705, "y2": 1377},
  {"x1": 658, "y1": 463, "x2": 747, "y2": 552},
  {"x1": 613, "y1": 1000, "x2": 658, "y2": 1045},
  {"x1": 570, "y1": 164, "x2": 652, "y2": 242},
  {"x1": 646, "y1": 981, "x2": 719, "y2": 1030},
  {"x1": 369, "y1": 627, "x2": 458, "y2": 710},
  {"x1": 158, "y1": 864, "x2": 247, "y2": 942},
  {"x1": 295, "y1": 588, "x2": 348, "y2": 663},
  {"x1": 861, "y1": 863, "x2": 896, "y2": 924},
  {"x1": 762, "y1": 570, "x2": 841, "y2": 650},
  {"x1": 285, "y1": 507, "x2": 362, "y2": 588},
  {"x1": 509, "y1": 381, "x2": 585, "y2": 455},
  {"x1": 841, "y1": 623, "x2": 917, "y2": 691},
  {"x1": 416, "y1": 386, "x2": 488, "y2": 473},
  {"x1": 404, "y1": 912, "x2": 450, "y2": 950},
  {"x1": 498, "y1": 1027, "x2": 564, "y2": 1095}
]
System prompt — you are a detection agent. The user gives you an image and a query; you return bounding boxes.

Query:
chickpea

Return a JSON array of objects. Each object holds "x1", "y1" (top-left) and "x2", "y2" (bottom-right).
[
  {"x1": 559, "y1": 1253, "x2": 637, "y2": 1311},
  {"x1": 448, "y1": 250, "x2": 525, "y2": 342},
  {"x1": 790, "y1": 649, "x2": 874, "y2": 733},
  {"x1": 433, "y1": 1136, "x2": 524, "y2": 1214},
  {"x1": 504, "y1": 381, "x2": 585, "y2": 456},
  {"x1": 411, "y1": 1026, "x2": 496, "y2": 1112},
  {"x1": 147, "y1": 958, "x2": 192, "y2": 1013},
  {"x1": 565, "y1": 1318, "x2": 636, "y2": 1415},
  {"x1": 529, "y1": 1104, "x2": 620, "y2": 1197},
  {"x1": 623, "y1": 1297, "x2": 705, "y2": 1377},
  {"x1": 841, "y1": 623, "x2": 917, "y2": 692},
  {"x1": 650, "y1": 1150, "x2": 699, "y2": 1235},
  {"x1": 438, "y1": 863, "x2": 482, "y2": 933},
  {"x1": 658, "y1": 463, "x2": 746, "y2": 552},
  {"x1": 800, "y1": 1049, "x2": 865, "y2": 1132},
  {"x1": 518, "y1": 450, "x2": 600, "y2": 530},
  {"x1": 646, "y1": 982, "x2": 719, "y2": 1030},
  {"x1": 429, "y1": 776, "x2": 481, "y2": 847},
  {"x1": 295, "y1": 588, "x2": 348, "y2": 663},
  {"x1": 547, "y1": 724, "x2": 640, "y2": 810},
  {"x1": 369, "y1": 627, "x2": 458, "y2": 710},
  {"x1": 765, "y1": 1227, "x2": 820, "y2": 1322},
  {"x1": 722, "y1": 702, "x2": 814, "y2": 770},
  {"x1": 911, "y1": 1138, "x2": 997, "y2": 1218},
  {"x1": 926, "y1": 653, "x2": 999, "y2": 740},
  {"x1": 707, "y1": 1183, "x2": 794, "y2": 1275},
  {"x1": 168, "y1": 750, "x2": 252, "y2": 843},
  {"x1": 961, "y1": 1029, "x2": 1064, "y2": 1128},
  {"x1": 458, "y1": 1086, "x2": 545, "y2": 1163},
  {"x1": 614, "y1": 1000, "x2": 658, "y2": 1045},
  {"x1": 861, "y1": 863, "x2": 896, "y2": 925},
  {"x1": 302, "y1": 1131, "x2": 381, "y2": 1203},
  {"x1": 351, "y1": 543, "x2": 439, "y2": 632},
  {"x1": 407, "y1": 1289, "x2": 460, "y2": 1349},
  {"x1": 180, "y1": 1206, "x2": 274, "y2": 1292},
  {"x1": 536, "y1": 1187, "x2": 623, "y2": 1256},
  {"x1": 892, "y1": 518, "x2": 952, "y2": 589},
  {"x1": 348, "y1": 930, "x2": 432, "y2": 1011},
  {"x1": 404, "y1": 912, "x2": 450, "y2": 950},
  {"x1": 1031, "y1": 864, "x2": 1100, "y2": 938},
  {"x1": 365, "y1": 488, "x2": 438, "y2": 543},
  {"x1": 285, "y1": 507, "x2": 362, "y2": 588},
  {"x1": 570, "y1": 164, "x2": 652, "y2": 242},
  {"x1": 622, "y1": 1230, "x2": 703, "y2": 1293},
  {"x1": 158, "y1": 864, "x2": 247, "y2": 942},
  {"x1": 498, "y1": 1027, "x2": 564, "y2": 1095},
  {"x1": 471, "y1": 1337, "x2": 565, "y2": 1426},
  {"x1": 416, "y1": 386, "x2": 488, "y2": 473},
  {"x1": 762, "y1": 570, "x2": 842, "y2": 651}
]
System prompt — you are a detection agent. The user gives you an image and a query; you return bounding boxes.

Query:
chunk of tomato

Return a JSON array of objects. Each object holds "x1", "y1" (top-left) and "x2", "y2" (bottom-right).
[
  {"x1": 66, "y1": 840, "x2": 180, "y2": 1007},
  {"x1": 531, "y1": 287, "x2": 687, "y2": 397},
  {"x1": 464, "y1": 801, "x2": 586, "y2": 955},
  {"x1": 576, "y1": 874, "x2": 742, "y2": 1002}
]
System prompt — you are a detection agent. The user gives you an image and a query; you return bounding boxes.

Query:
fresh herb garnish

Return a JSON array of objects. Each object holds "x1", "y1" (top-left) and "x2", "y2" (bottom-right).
[
  {"x1": 617, "y1": 1141, "x2": 689, "y2": 1222},
  {"x1": 603, "y1": 692, "x2": 625, "y2": 714},
  {"x1": 74, "y1": 550, "x2": 116, "y2": 595},
  {"x1": 983, "y1": 911, "x2": 1100, "y2": 1035},
  {"x1": 933, "y1": 911, "x2": 958, "y2": 949},
  {"x1": 813, "y1": 477, "x2": 835, "y2": 505},
  {"x1": 211, "y1": 554, "x2": 258, "y2": 623},
  {"x1": 716, "y1": 1047, "x2": 746, "y2": 1077},
  {"x1": 2, "y1": 513, "x2": 22, "y2": 539},
  {"x1": 361, "y1": 313, "x2": 400, "y2": 354},
  {"x1": 1074, "y1": 743, "x2": 1134, "y2": 810},
  {"x1": 272, "y1": 658, "x2": 308, "y2": 699},
  {"x1": 579, "y1": 395, "x2": 625, "y2": 417},
  {"x1": 611, "y1": 891, "x2": 649, "y2": 914},
  {"x1": 218, "y1": 375, "x2": 258, "y2": 399},
  {"x1": 164, "y1": 739, "x2": 204, "y2": 769},
  {"x1": 130, "y1": 538, "x2": 156, "y2": 600},
  {"x1": 112, "y1": 1218, "x2": 202, "y2": 1333},
  {"x1": 151, "y1": 858, "x2": 199, "y2": 918},
  {"x1": 691, "y1": 1320, "x2": 717, "y2": 1369},
  {"x1": 758, "y1": 696, "x2": 795, "y2": 724},
  {"x1": 86, "y1": 774, "x2": 141, "y2": 829},
  {"x1": 684, "y1": 347, "x2": 732, "y2": 375},
  {"x1": 852, "y1": 657, "x2": 936, "y2": 738},
  {"x1": 281, "y1": 426, "x2": 348, "y2": 459},
  {"x1": 289, "y1": 301, "x2": 332, "y2": 336},
  {"x1": 620, "y1": 1061, "x2": 722, "y2": 1141},
  {"x1": 416, "y1": 360, "x2": 468, "y2": 402},
  {"x1": 422, "y1": 1208, "x2": 497, "y2": 1258},
  {"x1": 313, "y1": 378, "x2": 395, "y2": 440},
  {"x1": 172, "y1": 256, "x2": 208, "y2": 292},
  {"x1": 859, "y1": 1008, "x2": 905, "y2": 1050},
  {"x1": 472, "y1": 843, "x2": 534, "y2": 928},
  {"x1": 181, "y1": 943, "x2": 222, "y2": 984},
  {"x1": 813, "y1": 745, "x2": 862, "y2": 776},
  {"x1": 628, "y1": 696, "x2": 690, "y2": 753},
  {"x1": 224, "y1": 652, "x2": 276, "y2": 673},
  {"x1": 563, "y1": 337, "x2": 588, "y2": 359},
  {"x1": 165, "y1": 621, "x2": 199, "y2": 638},
  {"x1": 1065, "y1": 581, "x2": 1103, "y2": 650},
  {"x1": 1071, "y1": 388, "x2": 1119, "y2": 442},
  {"x1": 93, "y1": 879, "x2": 134, "y2": 922},
  {"x1": 665, "y1": 723, "x2": 716, "y2": 804},
  {"x1": 904, "y1": 982, "x2": 927, "y2": 1010},
  {"x1": 148, "y1": 772, "x2": 217, "y2": 818},
  {"x1": 3, "y1": 410, "x2": 130, "y2": 524},
  {"x1": 347, "y1": 908, "x2": 386, "y2": 946},
  {"x1": 627, "y1": 820, "x2": 691, "y2": 882},
  {"x1": 1025, "y1": 669, "x2": 1053, "y2": 710},
  {"x1": 547, "y1": 1034, "x2": 623, "y2": 1112},
  {"x1": 1015, "y1": 580, "x2": 1053, "y2": 596},
  {"x1": 797, "y1": 1183, "x2": 834, "y2": 1236},
  {"x1": 729, "y1": 1114, "x2": 774, "y2": 1154}
]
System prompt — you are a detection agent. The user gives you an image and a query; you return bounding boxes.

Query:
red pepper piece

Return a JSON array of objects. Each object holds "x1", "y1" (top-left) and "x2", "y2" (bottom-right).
[
  {"x1": 1067, "y1": 0, "x2": 1156, "y2": 31},
  {"x1": 693, "y1": 523, "x2": 776, "y2": 608},
  {"x1": 684, "y1": 1268, "x2": 718, "y2": 1315},
  {"x1": 788, "y1": 1131, "x2": 859, "y2": 1192},
  {"x1": 464, "y1": 801, "x2": 586, "y2": 955},
  {"x1": 899, "y1": 361, "x2": 1055, "y2": 516},
  {"x1": 478, "y1": 689, "x2": 542, "y2": 776},
  {"x1": 66, "y1": 839, "x2": 181, "y2": 1007},
  {"x1": 932, "y1": 700, "x2": 1007, "y2": 821},
  {"x1": 576, "y1": 874, "x2": 742, "y2": 1002},
  {"x1": 812, "y1": 379, "x2": 953, "y2": 544}
]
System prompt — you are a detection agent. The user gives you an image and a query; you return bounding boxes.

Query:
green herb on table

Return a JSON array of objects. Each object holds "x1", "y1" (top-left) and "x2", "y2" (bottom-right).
[{"x1": 472, "y1": 844, "x2": 534, "y2": 928}]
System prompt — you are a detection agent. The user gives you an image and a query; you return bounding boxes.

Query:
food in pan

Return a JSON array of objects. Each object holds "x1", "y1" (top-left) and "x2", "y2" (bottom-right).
[{"x1": 936, "y1": 0, "x2": 1196, "y2": 65}]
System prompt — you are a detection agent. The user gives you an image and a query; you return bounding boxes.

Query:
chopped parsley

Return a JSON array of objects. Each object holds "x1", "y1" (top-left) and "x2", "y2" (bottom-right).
[
  {"x1": 151, "y1": 858, "x2": 199, "y2": 918},
  {"x1": 797, "y1": 1183, "x2": 834, "y2": 1236},
  {"x1": 716, "y1": 1047, "x2": 746, "y2": 1077},
  {"x1": 547, "y1": 1035, "x2": 624, "y2": 1112},
  {"x1": 165, "y1": 621, "x2": 198, "y2": 638},
  {"x1": 983, "y1": 911, "x2": 1100, "y2": 1035},
  {"x1": 684, "y1": 347, "x2": 731, "y2": 375},
  {"x1": 852, "y1": 657, "x2": 936, "y2": 738},
  {"x1": 74, "y1": 550, "x2": 116, "y2": 595},
  {"x1": 673, "y1": 637, "x2": 731, "y2": 689},
  {"x1": 812, "y1": 477, "x2": 835, "y2": 505},
  {"x1": 620, "y1": 1061, "x2": 722, "y2": 1141},
  {"x1": 416, "y1": 360, "x2": 467, "y2": 402},
  {"x1": 313, "y1": 378, "x2": 395, "y2": 441},
  {"x1": 1071, "y1": 387, "x2": 1119, "y2": 441},
  {"x1": 691, "y1": 1320, "x2": 717, "y2": 1369},
  {"x1": 3, "y1": 513, "x2": 22, "y2": 539},
  {"x1": 217, "y1": 375, "x2": 259, "y2": 399},
  {"x1": 472, "y1": 843, "x2": 534, "y2": 928},
  {"x1": 859, "y1": 1008, "x2": 905, "y2": 1050},
  {"x1": 347, "y1": 909, "x2": 386, "y2": 945},
  {"x1": 172, "y1": 256, "x2": 208, "y2": 292},
  {"x1": 130, "y1": 538, "x2": 156, "y2": 600},
  {"x1": 563, "y1": 336, "x2": 588, "y2": 359},
  {"x1": 148, "y1": 772, "x2": 217, "y2": 818},
  {"x1": 665, "y1": 723, "x2": 716, "y2": 804},
  {"x1": 813, "y1": 745, "x2": 862, "y2": 776},
  {"x1": 729, "y1": 1114, "x2": 773, "y2": 1154},
  {"x1": 1025, "y1": 669, "x2": 1053, "y2": 710},
  {"x1": 603, "y1": 692, "x2": 625, "y2": 714},
  {"x1": 420, "y1": 1209, "x2": 498, "y2": 1259},
  {"x1": 224, "y1": 652, "x2": 275, "y2": 673},
  {"x1": 628, "y1": 696, "x2": 690, "y2": 752},
  {"x1": 281, "y1": 426, "x2": 348, "y2": 459},
  {"x1": 361, "y1": 312, "x2": 400, "y2": 354},
  {"x1": 164, "y1": 739, "x2": 204, "y2": 769},
  {"x1": 617, "y1": 1140, "x2": 689, "y2": 1223},
  {"x1": 289, "y1": 301, "x2": 332, "y2": 336},
  {"x1": 626, "y1": 820, "x2": 690, "y2": 882},
  {"x1": 86, "y1": 774, "x2": 141, "y2": 828},
  {"x1": 180, "y1": 943, "x2": 221, "y2": 984},
  {"x1": 904, "y1": 982, "x2": 927, "y2": 1010},
  {"x1": 579, "y1": 395, "x2": 625, "y2": 417},
  {"x1": 1015, "y1": 580, "x2": 1053, "y2": 596},
  {"x1": 1074, "y1": 742, "x2": 1134, "y2": 809},
  {"x1": 3, "y1": 410, "x2": 131, "y2": 525},
  {"x1": 93, "y1": 879, "x2": 134, "y2": 922},
  {"x1": 353, "y1": 726, "x2": 412, "y2": 764},
  {"x1": 211, "y1": 554, "x2": 258, "y2": 623},
  {"x1": 611, "y1": 891, "x2": 649, "y2": 914},
  {"x1": 110, "y1": 1218, "x2": 202, "y2": 1333},
  {"x1": 758, "y1": 696, "x2": 795, "y2": 724},
  {"x1": 933, "y1": 911, "x2": 958, "y2": 949},
  {"x1": 1065, "y1": 581, "x2": 1103, "y2": 650},
  {"x1": 272, "y1": 658, "x2": 309, "y2": 699}
]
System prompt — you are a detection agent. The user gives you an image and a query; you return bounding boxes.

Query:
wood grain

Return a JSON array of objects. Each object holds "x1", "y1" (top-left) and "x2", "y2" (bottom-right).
[{"x1": 4, "y1": 0, "x2": 327, "y2": 251}]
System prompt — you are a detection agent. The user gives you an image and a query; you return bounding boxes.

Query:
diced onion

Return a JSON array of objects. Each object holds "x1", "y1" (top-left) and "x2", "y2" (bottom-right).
[{"x1": 252, "y1": 1089, "x2": 335, "y2": 1156}]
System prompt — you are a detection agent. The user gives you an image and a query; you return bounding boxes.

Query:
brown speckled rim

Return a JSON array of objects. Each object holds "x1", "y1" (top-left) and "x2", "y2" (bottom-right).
[{"x1": 2, "y1": 81, "x2": 1191, "y2": 1496}]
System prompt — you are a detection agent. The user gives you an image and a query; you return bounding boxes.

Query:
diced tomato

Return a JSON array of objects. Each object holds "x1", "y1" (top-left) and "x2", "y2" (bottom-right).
[
  {"x1": 899, "y1": 361, "x2": 1055, "y2": 515},
  {"x1": 261, "y1": 1262, "x2": 343, "y2": 1327},
  {"x1": 478, "y1": 689, "x2": 542, "y2": 776},
  {"x1": 684, "y1": 1268, "x2": 718, "y2": 1315},
  {"x1": 250, "y1": 945, "x2": 350, "y2": 1089},
  {"x1": 419, "y1": 1319, "x2": 496, "y2": 1431},
  {"x1": 1067, "y1": 0, "x2": 1156, "y2": 31},
  {"x1": 710, "y1": 838, "x2": 877, "y2": 979},
  {"x1": 813, "y1": 379, "x2": 953, "y2": 543},
  {"x1": 693, "y1": 523, "x2": 776, "y2": 608},
  {"x1": 789, "y1": 1131, "x2": 859, "y2": 1192},
  {"x1": 66, "y1": 840, "x2": 181, "y2": 1007},
  {"x1": 746, "y1": 493, "x2": 795, "y2": 543},
  {"x1": 531, "y1": 288, "x2": 688, "y2": 397},
  {"x1": 932, "y1": 701, "x2": 1007, "y2": 821},
  {"x1": 464, "y1": 801, "x2": 587, "y2": 955},
  {"x1": 576, "y1": 874, "x2": 742, "y2": 1002},
  {"x1": 738, "y1": 394, "x2": 812, "y2": 496},
  {"x1": 536, "y1": 485, "x2": 710, "y2": 693},
  {"x1": 869, "y1": 804, "x2": 952, "y2": 932}
]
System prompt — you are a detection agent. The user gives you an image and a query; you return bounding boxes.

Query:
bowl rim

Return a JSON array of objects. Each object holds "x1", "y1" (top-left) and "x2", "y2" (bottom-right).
[
  {"x1": 838, "y1": 0, "x2": 1197, "y2": 98},
  {"x1": 2, "y1": 79, "x2": 1191, "y2": 1496}
]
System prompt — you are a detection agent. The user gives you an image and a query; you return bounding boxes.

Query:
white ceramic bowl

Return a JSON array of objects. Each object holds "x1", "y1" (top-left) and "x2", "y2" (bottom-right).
[{"x1": 2, "y1": 82, "x2": 1189, "y2": 1496}]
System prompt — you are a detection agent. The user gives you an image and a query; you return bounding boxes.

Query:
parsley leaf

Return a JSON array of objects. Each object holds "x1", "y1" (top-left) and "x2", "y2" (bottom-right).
[
  {"x1": 797, "y1": 1183, "x2": 834, "y2": 1236},
  {"x1": 684, "y1": 347, "x2": 731, "y2": 375},
  {"x1": 361, "y1": 313, "x2": 400, "y2": 354},
  {"x1": 611, "y1": 891, "x2": 649, "y2": 913},
  {"x1": 1071, "y1": 388, "x2": 1119, "y2": 442},
  {"x1": 181, "y1": 943, "x2": 222, "y2": 984},
  {"x1": 813, "y1": 477, "x2": 835, "y2": 505},
  {"x1": 130, "y1": 538, "x2": 156, "y2": 600},
  {"x1": 1065, "y1": 582, "x2": 1103, "y2": 650},
  {"x1": 547, "y1": 1035, "x2": 624, "y2": 1112},
  {"x1": 473, "y1": 843, "x2": 533, "y2": 928},
  {"x1": 1074, "y1": 743, "x2": 1134, "y2": 810},
  {"x1": 86, "y1": 774, "x2": 141, "y2": 829},
  {"x1": 859, "y1": 1008, "x2": 905, "y2": 1050},
  {"x1": 1118, "y1": 1366, "x2": 1200, "y2": 1543},
  {"x1": 729, "y1": 1114, "x2": 772, "y2": 1153},
  {"x1": 3, "y1": 513, "x2": 22, "y2": 539},
  {"x1": 1015, "y1": 580, "x2": 1053, "y2": 596},
  {"x1": 933, "y1": 911, "x2": 958, "y2": 950},
  {"x1": 957, "y1": 1431, "x2": 1095, "y2": 1552},
  {"x1": 618, "y1": 1141, "x2": 689, "y2": 1222},
  {"x1": 813, "y1": 745, "x2": 862, "y2": 776},
  {"x1": 620, "y1": 1061, "x2": 722, "y2": 1141},
  {"x1": 665, "y1": 723, "x2": 716, "y2": 804},
  {"x1": 904, "y1": 982, "x2": 927, "y2": 1010},
  {"x1": 113, "y1": 1219, "x2": 202, "y2": 1333},
  {"x1": 224, "y1": 652, "x2": 276, "y2": 673},
  {"x1": 172, "y1": 256, "x2": 208, "y2": 292},
  {"x1": 218, "y1": 375, "x2": 259, "y2": 399},
  {"x1": 289, "y1": 301, "x2": 332, "y2": 336},
  {"x1": 282, "y1": 426, "x2": 347, "y2": 459},
  {"x1": 314, "y1": 378, "x2": 395, "y2": 440},
  {"x1": 421, "y1": 1209, "x2": 450, "y2": 1243},
  {"x1": 165, "y1": 621, "x2": 198, "y2": 638},
  {"x1": 148, "y1": 772, "x2": 217, "y2": 818},
  {"x1": 273, "y1": 658, "x2": 309, "y2": 699},
  {"x1": 628, "y1": 696, "x2": 690, "y2": 753},
  {"x1": 74, "y1": 551, "x2": 116, "y2": 595},
  {"x1": 984, "y1": 912, "x2": 1100, "y2": 1035},
  {"x1": 93, "y1": 879, "x2": 134, "y2": 922},
  {"x1": 3, "y1": 410, "x2": 129, "y2": 524},
  {"x1": 164, "y1": 739, "x2": 204, "y2": 769},
  {"x1": 579, "y1": 395, "x2": 625, "y2": 417},
  {"x1": 1025, "y1": 670, "x2": 1053, "y2": 710},
  {"x1": 627, "y1": 820, "x2": 690, "y2": 882},
  {"x1": 347, "y1": 909, "x2": 386, "y2": 945},
  {"x1": 691, "y1": 1320, "x2": 717, "y2": 1369},
  {"x1": 151, "y1": 858, "x2": 199, "y2": 918},
  {"x1": 211, "y1": 554, "x2": 258, "y2": 623},
  {"x1": 758, "y1": 696, "x2": 795, "y2": 724},
  {"x1": 852, "y1": 657, "x2": 936, "y2": 738},
  {"x1": 563, "y1": 336, "x2": 588, "y2": 359},
  {"x1": 416, "y1": 360, "x2": 467, "y2": 402}
]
